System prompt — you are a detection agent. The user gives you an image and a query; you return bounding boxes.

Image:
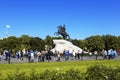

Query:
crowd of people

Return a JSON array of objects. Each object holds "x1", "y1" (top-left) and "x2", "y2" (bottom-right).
[
  {"x1": 101, "y1": 49, "x2": 118, "y2": 59},
  {"x1": 0, "y1": 49, "x2": 120, "y2": 63}
]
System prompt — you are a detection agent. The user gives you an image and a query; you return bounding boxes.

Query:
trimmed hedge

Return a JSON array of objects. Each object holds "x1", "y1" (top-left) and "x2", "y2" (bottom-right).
[
  {"x1": 85, "y1": 65, "x2": 120, "y2": 80},
  {"x1": 2, "y1": 65, "x2": 120, "y2": 80}
]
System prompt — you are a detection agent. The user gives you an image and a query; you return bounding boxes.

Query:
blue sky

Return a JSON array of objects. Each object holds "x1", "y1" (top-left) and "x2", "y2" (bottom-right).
[{"x1": 0, "y1": 0, "x2": 120, "y2": 39}]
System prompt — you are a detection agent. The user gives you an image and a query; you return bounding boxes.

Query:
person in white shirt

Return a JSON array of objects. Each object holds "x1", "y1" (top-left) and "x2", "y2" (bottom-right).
[
  {"x1": 94, "y1": 51, "x2": 98, "y2": 60},
  {"x1": 72, "y1": 50, "x2": 76, "y2": 60}
]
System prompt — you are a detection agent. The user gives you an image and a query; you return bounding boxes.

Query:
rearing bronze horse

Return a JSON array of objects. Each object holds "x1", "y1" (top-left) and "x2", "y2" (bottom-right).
[{"x1": 54, "y1": 25, "x2": 70, "y2": 40}]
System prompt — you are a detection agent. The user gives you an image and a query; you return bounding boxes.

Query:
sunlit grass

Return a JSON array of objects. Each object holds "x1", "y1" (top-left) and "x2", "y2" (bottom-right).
[{"x1": 0, "y1": 60, "x2": 120, "y2": 79}]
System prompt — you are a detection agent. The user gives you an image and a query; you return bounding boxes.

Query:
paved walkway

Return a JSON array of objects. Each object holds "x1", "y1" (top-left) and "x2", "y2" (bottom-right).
[{"x1": 0, "y1": 55, "x2": 119, "y2": 64}]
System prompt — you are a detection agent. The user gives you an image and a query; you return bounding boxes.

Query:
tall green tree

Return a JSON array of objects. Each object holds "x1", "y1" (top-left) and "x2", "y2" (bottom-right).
[
  {"x1": 71, "y1": 39, "x2": 87, "y2": 50},
  {"x1": 45, "y1": 35, "x2": 54, "y2": 50},
  {"x1": 18, "y1": 35, "x2": 32, "y2": 50},
  {"x1": 4, "y1": 37, "x2": 18, "y2": 49},
  {"x1": 86, "y1": 35, "x2": 105, "y2": 51},
  {"x1": 0, "y1": 36, "x2": 19, "y2": 54},
  {"x1": 30, "y1": 37, "x2": 45, "y2": 51},
  {"x1": 102, "y1": 35, "x2": 119, "y2": 50},
  {"x1": 79, "y1": 40, "x2": 86, "y2": 50},
  {"x1": 117, "y1": 36, "x2": 120, "y2": 50},
  {"x1": 71, "y1": 39, "x2": 80, "y2": 47}
]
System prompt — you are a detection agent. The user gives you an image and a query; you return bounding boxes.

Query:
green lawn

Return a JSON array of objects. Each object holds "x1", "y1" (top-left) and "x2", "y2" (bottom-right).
[{"x1": 0, "y1": 60, "x2": 120, "y2": 79}]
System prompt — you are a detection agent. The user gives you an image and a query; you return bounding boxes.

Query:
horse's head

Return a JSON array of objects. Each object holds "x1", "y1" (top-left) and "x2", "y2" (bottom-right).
[
  {"x1": 57, "y1": 25, "x2": 62, "y2": 28},
  {"x1": 57, "y1": 25, "x2": 62, "y2": 33}
]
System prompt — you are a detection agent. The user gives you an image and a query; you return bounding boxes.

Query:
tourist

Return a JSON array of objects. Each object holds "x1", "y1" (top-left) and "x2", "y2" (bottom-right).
[
  {"x1": 104, "y1": 50, "x2": 108, "y2": 59},
  {"x1": 57, "y1": 52, "x2": 61, "y2": 61},
  {"x1": 37, "y1": 51, "x2": 41, "y2": 62},
  {"x1": 113, "y1": 49, "x2": 117, "y2": 59},
  {"x1": 41, "y1": 51, "x2": 45, "y2": 62},
  {"x1": 3, "y1": 50, "x2": 8, "y2": 60},
  {"x1": 20, "y1": 50, "x2": 24, "y2": 60},
  {"x1": 118, "y1": 50, "x2": 120, "y2": 55},
  {"x1": 81, "y1": 50, "x2": 84, "y2": 61},
  {"x1": 108, "y1": 49, "x2": 112, "y2": 59},
  {"x1": 30, "y1": 50, "x2": 35, "y2": 62},
  {"x1": 8, "y1": 50, "x2": 11, "y2": 64},
  {"x1": 72, "y1": 50, "x2": 76, "y2": 60},
  {"x1": 27, "y1": 49, "x2": 31, "y2": 63},
  {"x1": 89, "y1": 52, "x2": 92, "y2": 56},
  {"x1": 88, "y1": 50, "x2": 92, "y2": 57},
  {"x1": 65, "y1": 50, "x2": 70, "y2": 61},
  {"x1": 46, "y1": 50, "x2": 51, "y2": 62},
  {"x1": 77, "y1": 50, "x2": 80, "y2": 60},
  {"x1": 101, "y1": 49, "x2": 105, "y2": 59},
  {"x1": 94, "y1": 51, "x2": 98, "y2": 60}
]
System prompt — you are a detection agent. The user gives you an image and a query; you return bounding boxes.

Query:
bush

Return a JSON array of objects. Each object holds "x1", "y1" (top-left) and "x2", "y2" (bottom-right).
[
  {"x1": 39, "y1": 70, "x2": 60, "y2": 80},
  {"x1": 5, "y1": 68, "x2": 28, "y2": 80},
  {"x1": 85, "y1": 65, "x2": 110, "y2": 80},
  {"x1": 63, "y1": 68, "x2": 84, "y2": 80},
  {"x1": 108, "y1": 67, "x2": 120, "y2": 80},
  {"x1": 4, "y1": 65, "x2": 120, "y2": 80},
  {"x1": 5, "y1": 68, "x2": 84, "y2": 80},
  {"x1": 39, "y1": 68, "x2": 84, "y2": 80},
  {"x1": 85, "y1": 65, "x2": 120, "y2": 80}
]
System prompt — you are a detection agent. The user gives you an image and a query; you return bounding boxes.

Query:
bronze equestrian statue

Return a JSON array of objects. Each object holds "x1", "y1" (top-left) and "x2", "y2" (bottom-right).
[{"x1": 54, "y1": 25, "x2": 70, "y2": 40}]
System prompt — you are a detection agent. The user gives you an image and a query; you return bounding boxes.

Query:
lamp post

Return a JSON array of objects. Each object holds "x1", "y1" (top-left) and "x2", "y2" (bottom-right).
[
  {"x1": 6, "y1": 25, "x2": 10, "y2": 38},
  {"x1": 6, "y1": 25, "x2": 11, "y2": 64}
]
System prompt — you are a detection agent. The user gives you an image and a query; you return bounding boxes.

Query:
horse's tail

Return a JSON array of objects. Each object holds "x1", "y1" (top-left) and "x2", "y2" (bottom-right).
[{"x1": 67, "y1": 35, "x2": 70, "y2": 40}]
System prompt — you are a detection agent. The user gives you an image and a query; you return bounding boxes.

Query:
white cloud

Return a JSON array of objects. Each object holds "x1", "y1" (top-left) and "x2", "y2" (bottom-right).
[{"x1": 6, "y1": 25, "x2": 10, "y2": 28}]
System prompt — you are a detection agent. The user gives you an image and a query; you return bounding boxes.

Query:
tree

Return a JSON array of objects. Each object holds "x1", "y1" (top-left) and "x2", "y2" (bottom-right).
[
  {"x1": 0, "y1": 39, "x2": 4, "y2": 53},
  {"x1": 45, "y1": 35, "x2": 54, "y2": 50},
  {"x1": 79, "y1": 40, "x2": 86, "y2": 50},
  {"x1": 86, "y1": 35, "x2": 105, "y2": 51},
  {"x1": 18, "y1": 35, "x2": 32, "y2": 50},
  {"x1": 0, "y1": 36, "x2": 20, "y2": 54},
  {"x1": 71, "y1": 39, "x2": 80, "y2": 47},
  {"x1": 71, "y1": 39, "x2": 87, "y2": 50},
  {"x1": 30, "y1": 37, "x2": 45, "y2": 51},
  {"x1": 117, "y1": 36, "x2": 120, "y2": 50},
  {"x1": 102, "y1": 35, "x2": 119, "y2": 50}
]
